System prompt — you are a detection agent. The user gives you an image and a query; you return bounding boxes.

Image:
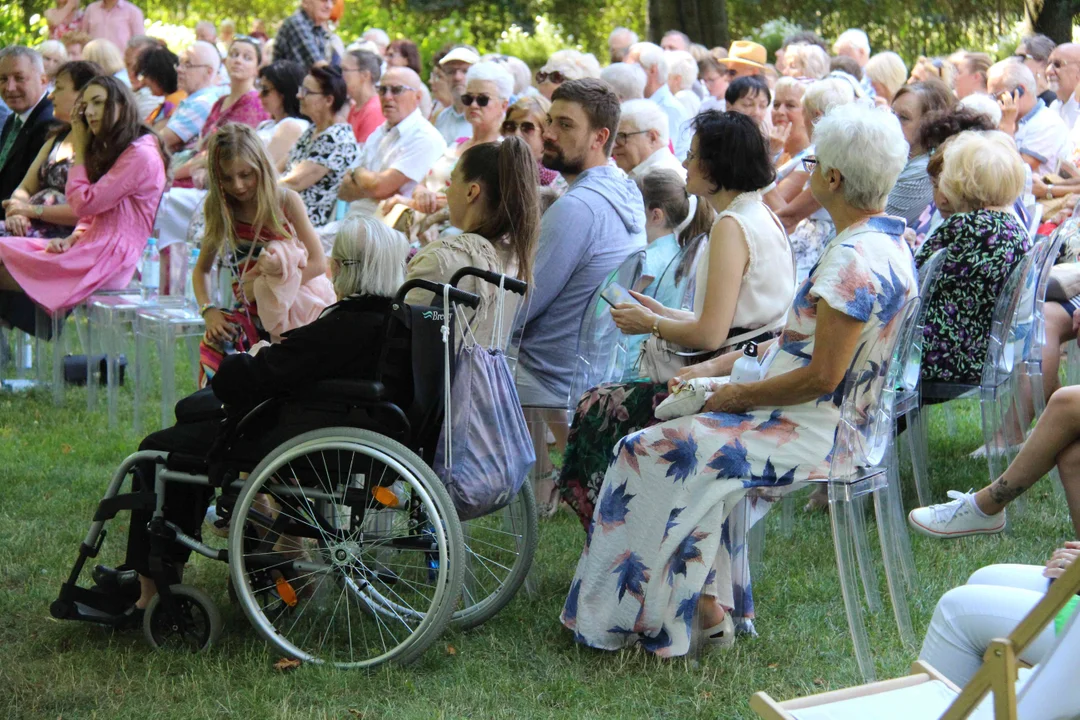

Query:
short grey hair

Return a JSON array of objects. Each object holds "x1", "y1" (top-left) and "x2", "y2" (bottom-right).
[
  {"x1": 666, "y1": 50, "x2": 698, "y2": 87},
  {"x1": 485, "y1": 54, "x2": 531, "y2": 95},
  {"x1": 631, "y1": 42, "x2": 668, "y2": 83},
  {"x1": 785, "y1": 43, "x2": 830, "y2": 79},
  {"x1": 465, "y1": 60, "x2": 514, "y2": 99},
  {"x1": 601, "y1": 62, "x2": 646, "y2": 100},
  {"x1": 331, "y1": 215, "x2": 408, "y2": 298},
  {"x1": 988, "y1": 58, "x2": 1036, "y2": 93},
  {"x1": 540, "y1": 49, "x2": 601, "y2": 81},
  {"x1": 347, "y1": 49, "x2": 382, "y2": 84},
  {"x1": 609, "y1": 27, "x2": 639, "y2": 47},
  {"x1": 363, "y1": 29, "x2": 390, "y2": 49},
  {"x1": 0, "y1": 46, "x2": 44, "y2": 74},
  {"x1": 802, "y1": 77, "x2": 856, "y2": 118},
  {"x1": 959, "y1": 92, "x2": 1003, "y2": 125},
  {"x1": 619, "y1": 98, "x2": 669, "y2": 144},
  {"x1": 834, "y1": 29, "x2": 871, "y2": 54},
  {"x1": 813, "y1": 103, "x2": 909, "y2": 211},
  {"x1": 36, "y1": 40, "x2": 68, "y2": 61},
  {"x1": 189, "y1": 40, "x2": 221, "y2": 73}
]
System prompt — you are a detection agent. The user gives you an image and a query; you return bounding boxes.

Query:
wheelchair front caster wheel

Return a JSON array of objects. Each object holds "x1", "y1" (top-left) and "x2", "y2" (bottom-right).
[{"x1": 143, "y1": 584, "x2": 222, "y2": 652}]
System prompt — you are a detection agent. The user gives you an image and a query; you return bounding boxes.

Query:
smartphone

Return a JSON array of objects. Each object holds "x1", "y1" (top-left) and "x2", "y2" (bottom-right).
[
  {"x1": 600, "y1": 283, "x2": 640, "y2": 308},
  {"x1": 997, "y1": 86, "x2": 1025, "y2": 102}
]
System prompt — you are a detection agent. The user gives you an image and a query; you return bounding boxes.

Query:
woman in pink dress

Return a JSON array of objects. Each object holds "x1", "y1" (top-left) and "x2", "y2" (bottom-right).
[
  {"x1": 171, "y1": 36, "x2": 270, "y2": 189},
  {"x1": 0, "y1": 75, "x2": 167, "y2": 318}
]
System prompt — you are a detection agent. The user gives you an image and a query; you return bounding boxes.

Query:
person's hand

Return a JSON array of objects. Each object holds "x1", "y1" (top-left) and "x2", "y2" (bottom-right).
[
  {"x1": 997, "y1": 91, "x2": 1019, "y2": 135},
  {"x1": 668, "y1": 362, "x2": 712, "y2": 393},
  {"x1": 702, "y1": 381, "x2": 752, "y2": 414},
  {"x1": 3, "y1": 199, "x2": 33, "y2": 218},
  {"x1": 45, "y1": 234, "x2": 75, "y2": 253},
  {"x1": 69, "y1": 100, "x2": 90, "y2": 149},
  {"x1": 202, "y1": 308, "x2": 238, "y2": 345},
  {"x1": 240, "y1": 270, "x2": 257, "y2": 302},
  {"x1": 192, "y1": 166, "x2": 208, "y2": 190},
  {"x1": 768, "y1": 122, "x2": 791, "y2": 156},
  {"x1": 1033, "y1": 176, "x2": 1049, "y2": 199},
  {"x1": 610, "y1": 303, "x2": 657, "y2": 335},
  {"x1": 411, "y1": 186, "x2": 442, "y2": 215},
  {"x1": 1044, "y1": 543, "x2": 1080, "y2": 578},
  {"x1": 4, "y1": 213, "x2": 30, "y2": 237},
  {"x1": 1071, "y1": 308, "x2": 1080, "y2": 337},
  {"x1": 627, "y1": 289, "x2": 667, "y2": 314},
  {"x1": 378, "y1": 195, "x2": 410, "y2": 215}
]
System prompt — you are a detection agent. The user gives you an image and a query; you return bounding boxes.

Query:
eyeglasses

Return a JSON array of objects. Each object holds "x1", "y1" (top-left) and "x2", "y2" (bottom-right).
[
  {"x1": 461, "y1": 93, "x2": 492, "y2": 107},
  {"x1": 614, "y1": 129, "x2": 650, "y2": 146},
  {"x1": 725, "y1": 68, "x2": 738, "y2": 78},
  {"x1": 376, "y1": 84, "x2": 417, "y2": 96},
  {"x1": 257, "y1": 84, "x2": 273, "y2": 96},
  {"x1": 233, "y1": 34, "x2": 262, "y2": 46},
  {"x1": 1050, "y1": 59, "x2": 1072, "y2": 70},
  {"x1": 801, "y1": 155, "x2": 819, "y2": 173},
  {"x1": 502, "y1": 119, "x2": 538, "y2": 135},
  {"x1": 535, "y1": 70, "x2": 566, "y2": 85},
  {"x1": 298, "y1": 86, "x2": 325, "y2": 97},
  {"x1": 176, "y1": 62, "x2": 212, "y2": 71}
]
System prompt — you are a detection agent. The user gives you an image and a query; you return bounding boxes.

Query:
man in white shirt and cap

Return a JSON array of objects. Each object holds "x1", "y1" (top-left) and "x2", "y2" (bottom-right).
[
  {"x1": 434, "y1": 46, "x2": 478, "y2": 144},
  {"x1": 612, "y1": 99, "x2": 686, "y2": 181}
]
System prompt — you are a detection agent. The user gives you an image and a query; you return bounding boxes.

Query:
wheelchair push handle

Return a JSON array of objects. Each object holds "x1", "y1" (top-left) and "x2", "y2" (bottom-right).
[
  {"x1": 397, "y1": 278, "x2": 481, "y2": 309},
  {"x1": 449, "y1": 267, "x2": 528, "y2": 296}
]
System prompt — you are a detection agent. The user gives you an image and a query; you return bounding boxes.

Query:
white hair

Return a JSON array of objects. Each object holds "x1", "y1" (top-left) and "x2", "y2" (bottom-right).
[
  {"x1": 348, "y1": 39, "x2": 381, "y2": 55},
  {"x1": 631, "y1": 42, "x2": 668, "y2": 83},
  {"x1": 785, "y1": 43, "x2": 830, "y2": 79},
  {"x1": 802, "y1": 77, "x2": 856, "y2": 118},
  {"x1": 362, "y1": 29, "x2": 390, "y2": 50},
  {"x1": 465, "y1": 60, "x2": 514, "y2": 99},
  {"x1": 541, "y1": 49, "x2": 601, "y2": 81},
  {"x1": 666, "y1": 50, "x2": 698, "y2": 87},
  {"x1": 835, "y1": 29, "x2": 871, "y2": 54},
  {"x1": 609, "y1": 27, "x2": 639, "y2": 46},
  {"x1": 620, "y1": 98, "x2": 670, "y2": 145},
  {"x1": 959, "y1": 92, "x2": 1003, "y2": 126},
  {"x1": 813, "y1": 103, "x2": 909, "y2": 211},
  {"x1": 36, "y1": 40, "x2": 67, "y2": 61},
  {"x1": 601, "y1": 62, "x2": 646, "y2": 100},
  {"x1": 988, "y1": 58, "x2": 1036, "y2": 93},
  {"x1": 0, "y1": 46, "x2": 44, "y2": 74},
  {"x1": 190, "y1": 40, "x2": 221, "y2": 72},
  {"x1": 331, "y1": 215, "x2": 408, "y2": 298},
  {"x1": 485, "y1": 54, "x2": 531, "y2": 95}
]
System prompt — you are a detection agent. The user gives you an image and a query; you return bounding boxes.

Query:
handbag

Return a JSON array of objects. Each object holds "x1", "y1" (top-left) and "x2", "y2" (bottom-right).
[{"x1": 1047, "y1": 263, "x2": 1080, "y2": 302}]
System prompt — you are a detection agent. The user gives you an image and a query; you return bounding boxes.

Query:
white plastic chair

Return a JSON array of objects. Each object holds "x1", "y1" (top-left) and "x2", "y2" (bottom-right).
[{"x1": 133, "y1": 305, "x2": 205, "y2": 433}]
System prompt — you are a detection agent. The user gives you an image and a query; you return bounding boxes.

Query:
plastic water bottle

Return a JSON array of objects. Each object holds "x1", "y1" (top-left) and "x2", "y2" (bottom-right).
[
  {"x1": 730, "y1": 342, "x2": 766, "y2": 384},
  {"x1": 141, "y1": 237, "x2": 160, "y2": 301},
  {"x1": 185, "y1": 247, "x2": 199, "y2": 303}
]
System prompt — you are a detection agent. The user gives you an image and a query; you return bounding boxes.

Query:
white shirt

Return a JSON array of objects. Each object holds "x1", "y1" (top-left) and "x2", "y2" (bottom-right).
[
  {"x1": 648, "y1": 84, "x2": 691, "y2": 161},
  {"x1": 699, "y1": 96, "x2": 725, "y2": 114},
  {"x1": 1016, "y1": 100, "x2": 1068, "y2": 176},
  {"x1": 674, "y1": 89, "x2": 702, "y2": 117},
  {"x1": 348, "y1": 108, "x2": 447, "y2": 217},
  {"x1": 1050, "y1": 93, "x2": 1080, "y2": 130},
  {"x1": 629, "y1": 146, "x2": 687, "y2": 182}
]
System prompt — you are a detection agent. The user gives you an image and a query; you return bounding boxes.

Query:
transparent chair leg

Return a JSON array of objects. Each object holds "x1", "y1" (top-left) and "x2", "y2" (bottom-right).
[
  {"x1": 885, "y1": 449, "x2": 916, "y2": 590},
  {"x1": 134, "y1": 328, "x2": 149, "y2": 435},
  {"x1": 105, "y1": 316, "x2": 122, "y2": 429},
  {"x1": 51, "y1": 313, "x2": 64, "y2": 407},
  {"x1": 81, "y1": 306, "x2": 97, "y2": 412},
  {"x1": 848, "y1": 492, "x2": 881, "y2": 613},
  {"x1": 780, "y1": 492, "x2": 794, "y2": 536},
  {"x1": 828, "y1": 481, "x2": 876, "y2": 682},
  {"x1": 874, "y1": 473, "x2": 916, "y2": 649},
  {"x1": 942, "y1": 402, "x2": 957, "y2": 435},
  {"x1": 905, "y1": 403, "x2": 932, "y2": 506}
]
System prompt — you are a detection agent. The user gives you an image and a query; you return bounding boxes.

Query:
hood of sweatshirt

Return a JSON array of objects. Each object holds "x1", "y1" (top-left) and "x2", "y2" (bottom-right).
[{"x1": 568, "y1": 163, "x2": 646, "y2": 237}]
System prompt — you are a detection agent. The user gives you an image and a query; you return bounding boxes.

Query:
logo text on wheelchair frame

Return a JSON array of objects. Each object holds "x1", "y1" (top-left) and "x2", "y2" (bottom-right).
[{"x1": 422, "y1": 310, "x2": 445, "y2": 321}]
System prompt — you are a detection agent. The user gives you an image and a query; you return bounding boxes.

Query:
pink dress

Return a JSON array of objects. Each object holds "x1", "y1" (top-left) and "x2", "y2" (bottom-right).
[{"x1": 0, "y1": 134, "x2": 166, "y2": 314}]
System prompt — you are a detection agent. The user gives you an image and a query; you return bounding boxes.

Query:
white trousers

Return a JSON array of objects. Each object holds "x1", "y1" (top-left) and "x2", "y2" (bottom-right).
[
  {"x1": 154, "y1": 188, "x2": 207, "y2": 250},
  {"x1": 918, "y1": 563, "x2": 1057, "y2": 687}
]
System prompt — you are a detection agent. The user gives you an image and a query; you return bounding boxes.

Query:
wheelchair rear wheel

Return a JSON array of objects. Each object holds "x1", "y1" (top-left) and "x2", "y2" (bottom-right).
[
  {"x1": 228, "y1": 428, "x2": 465, "y2": 668},
  {"x1": 453, "y1": 480, "x2": 538, "y2": 630}
]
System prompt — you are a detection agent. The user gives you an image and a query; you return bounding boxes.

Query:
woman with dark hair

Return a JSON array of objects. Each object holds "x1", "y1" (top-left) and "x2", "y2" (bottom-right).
[
  {"x1": 255, "y1": 61, "x2": 309, "y2": 170},
  {"x1": 404, "y1": 137, "x2": 539, "y2": 345},
  {"x1": 386, "y1": 38, "x2": 422, "y2": 76},
  {"x1": 887, "y1": 79, "x2": 956, "y2": 226},
  {"x1": 173, "y1": 36, "x2": 270, "y2": 188},
  {"x1": 280, "y1": 66, "x2": 360, "y2": 228},
  {"x1": 725, "y1": 75, "x2": 771, "y2": 127},
  {"x1": 137, "y1": 45, "x2": 181, "y2": 128},
  {"x1": 556, "y1": 111, "x2": 795, "y2": 528},
  {"x1": 1, "y1": 60, "x2": 101, "y2": 239},
  {"x1": 0, "y1": 76, "x2": 167, "y2": 319}
]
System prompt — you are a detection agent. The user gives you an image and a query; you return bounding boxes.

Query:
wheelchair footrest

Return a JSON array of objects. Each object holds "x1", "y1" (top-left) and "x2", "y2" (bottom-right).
[{"x1": 51, "y1": 584, "x2": 132, "y2": 622}]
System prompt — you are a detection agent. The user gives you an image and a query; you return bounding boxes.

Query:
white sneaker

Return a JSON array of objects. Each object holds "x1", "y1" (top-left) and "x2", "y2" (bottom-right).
[{"x1": 908, "y1": 490, "x2": 1006, "y2": 539}]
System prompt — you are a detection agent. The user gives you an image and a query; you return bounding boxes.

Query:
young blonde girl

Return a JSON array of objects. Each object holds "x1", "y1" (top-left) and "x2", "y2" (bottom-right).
[{"x1": 193, "y1": 123, "x2": 332, "y2": 383}]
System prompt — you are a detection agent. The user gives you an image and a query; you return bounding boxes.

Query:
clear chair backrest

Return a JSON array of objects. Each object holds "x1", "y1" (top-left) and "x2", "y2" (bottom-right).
[
  {"x1": 1025, "y1": 232, "x2": 1065, "y2": 364},
  {"x1": 650, "y1": 234, "x2": 705, "y2": 309},
  {"x1": 980, "y1": 249, "x2": 1038, "y2": 388},
  {"x1": 1015, "y1": 607, "x2": 1080, "y2": 717},
  {"x1": 678, "y1": 237, "x2": 709, "y2": 311},
  {"x1": 566, "y1": 250, "x2": 646, "y2": 408},
  {"x1": 901, "y1": 248, "x2": 948, "y2": 392},
  {"x1": 829, "y1": 296, "x2": 922, "y2": 480}
]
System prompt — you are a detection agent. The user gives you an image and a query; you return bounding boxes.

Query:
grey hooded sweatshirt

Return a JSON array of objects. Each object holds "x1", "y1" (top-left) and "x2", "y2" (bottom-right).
[{"x1": 517, "y1": 163, "x2": 647, "y2": 402}]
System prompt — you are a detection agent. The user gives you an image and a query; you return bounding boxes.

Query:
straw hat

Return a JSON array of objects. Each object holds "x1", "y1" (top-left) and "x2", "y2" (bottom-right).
[{"x1": 717, "y1": 41, "x2": 767, "y2": 71}]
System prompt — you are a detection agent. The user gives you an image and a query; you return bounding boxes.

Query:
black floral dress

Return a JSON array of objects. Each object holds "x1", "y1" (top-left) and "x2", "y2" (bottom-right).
[
  {"x1": 284, "y1": 123, "x2": 360, "y2": 227},
  {"x1": 915, "y1": 209, "x2": 1030, "y2": 384}
]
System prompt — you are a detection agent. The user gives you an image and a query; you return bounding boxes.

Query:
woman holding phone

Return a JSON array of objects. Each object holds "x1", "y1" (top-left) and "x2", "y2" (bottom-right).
[{"x1": 556, "y1": 110, "x2": 795, "y2": 528}]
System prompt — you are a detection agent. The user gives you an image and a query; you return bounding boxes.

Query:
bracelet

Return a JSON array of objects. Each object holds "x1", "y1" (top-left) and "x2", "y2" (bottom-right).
[
  {"x1": 198, "y1": 303, "x2": 217, "y2": 317},
  {"x1": 651, "y1": 316, "x2": 663, "y2": 339},
  {"x1": 34, "y1": 205, "x2": 43, "y2": 218},
  {"x1": 1047, "y1": 184, "x2": 1055, "y2": 200}
]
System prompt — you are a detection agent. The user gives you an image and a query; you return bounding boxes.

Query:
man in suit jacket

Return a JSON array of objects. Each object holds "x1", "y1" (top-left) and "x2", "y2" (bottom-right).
[{"x1": 0, "y1": 47, "x2": 55, "y2": 201}]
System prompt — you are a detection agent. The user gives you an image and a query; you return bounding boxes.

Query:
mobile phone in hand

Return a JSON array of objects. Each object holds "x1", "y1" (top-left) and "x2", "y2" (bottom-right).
[{"x1": 600, "y1": 283, "x2": 640, "y2": 308}]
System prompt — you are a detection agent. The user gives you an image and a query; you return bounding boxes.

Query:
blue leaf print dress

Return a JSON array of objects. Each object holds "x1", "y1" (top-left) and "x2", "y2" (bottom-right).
[{"x1": 561, "y1": 216, "x2": 917, "y2": 657}]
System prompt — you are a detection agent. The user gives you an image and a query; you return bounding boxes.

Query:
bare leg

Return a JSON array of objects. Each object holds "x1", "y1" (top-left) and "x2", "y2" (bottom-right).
[
  {"x1": 1040, "y1": 303, "x2": 1075, "y2": 401},
  {"x1": 1058, "y1": 443, "x2": 1080, "y2": 538},
  {"x1": 698, "y1": 594, "x2": 727, "y2": 626},
  {"x1": 136, "y1": 575, "x2": 157, "y2": 609},
  {"x1": 974, "y1": 386, "x2": 1080, "y2": 515}
]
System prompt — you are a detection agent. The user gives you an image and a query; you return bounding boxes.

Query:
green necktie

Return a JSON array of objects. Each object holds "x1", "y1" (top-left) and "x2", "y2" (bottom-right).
[{"x1": 0, "y1": 115, "x2": 24, "y2": 171}]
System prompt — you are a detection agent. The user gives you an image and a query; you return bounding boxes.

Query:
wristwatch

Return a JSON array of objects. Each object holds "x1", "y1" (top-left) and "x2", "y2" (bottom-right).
[{"x1": 1047, "y1": 184, "x2": 1055, "y2": 200}]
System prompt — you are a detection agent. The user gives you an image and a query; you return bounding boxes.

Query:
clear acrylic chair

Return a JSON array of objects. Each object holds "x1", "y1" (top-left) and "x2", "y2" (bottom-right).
[{"x1": 133, "y1": 304, "x2": 204, "y2": 434}]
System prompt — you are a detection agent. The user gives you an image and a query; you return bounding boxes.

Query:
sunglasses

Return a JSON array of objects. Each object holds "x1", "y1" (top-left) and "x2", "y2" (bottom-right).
[
  {"x1": 376, "y1": 84, "x2": 417, "y2": 96},
  {"x1": 234, "y1": 34, "x2": 262, "y2": 46},
  {"x1": 461, "y1": 93, "x2": 492, "y2": 107},
  {"x1": 801, "y1": 155, "x2": 818, "y2": 173},
  {"x1": 535, "y1": 70, "x2": 566, "y2": 85},
  {"x1": 502, "y1": 119, "x2": 538, "y2": 135}
]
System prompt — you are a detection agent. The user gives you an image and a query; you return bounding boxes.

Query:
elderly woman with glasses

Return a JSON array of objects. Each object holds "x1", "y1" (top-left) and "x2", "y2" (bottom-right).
[
  {"x1": 279, "y1": 65, "x2": 361, "y2": 228},
  {"x1": 501, "y1": 95, "x2": 565, "y2": 189},
  {"x1": 535, "y1": 49, "x2": 601, "y2": 99},
  {"x1": 560, "y1": 102, "x2": 916, "y2": 658},
  {"x1": 381, "y1": 61, "x2": 515, "y2": 238}
]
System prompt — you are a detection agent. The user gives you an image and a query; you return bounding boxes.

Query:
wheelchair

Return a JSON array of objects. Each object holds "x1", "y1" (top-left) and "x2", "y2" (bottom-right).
[{"x1": 51, "y1": 270, "x2": 538, "y2": 668}]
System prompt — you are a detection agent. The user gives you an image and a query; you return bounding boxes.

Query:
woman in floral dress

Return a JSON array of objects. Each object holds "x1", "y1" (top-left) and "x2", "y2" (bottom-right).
[{"x1": 561, "y1": 103, "x2": 918, "y2": 657}]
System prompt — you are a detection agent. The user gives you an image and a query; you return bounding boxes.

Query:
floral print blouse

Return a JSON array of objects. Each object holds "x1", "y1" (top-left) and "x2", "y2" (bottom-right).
[{"x1": 915, "y1": 208, "x2": 1030, "y2": 384}]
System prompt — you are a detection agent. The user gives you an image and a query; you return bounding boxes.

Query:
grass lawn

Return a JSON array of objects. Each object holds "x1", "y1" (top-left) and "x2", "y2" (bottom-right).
[{"x1": 0, "y1": 367, "x2": 1073, "y2": 719}]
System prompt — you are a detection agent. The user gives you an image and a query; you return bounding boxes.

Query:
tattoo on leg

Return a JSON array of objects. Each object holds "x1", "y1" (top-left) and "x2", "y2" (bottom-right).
[{"x1": 988, "y1": 477, "x2": 1029, "y2": 507}]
